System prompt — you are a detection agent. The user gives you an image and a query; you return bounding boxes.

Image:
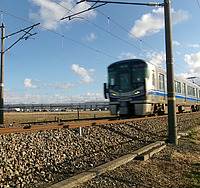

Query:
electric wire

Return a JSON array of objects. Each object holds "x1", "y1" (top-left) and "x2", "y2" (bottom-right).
[
  {"x1": 197, "y1": 0, "x2": 200, "y2": 8},
  {"x1": 1, "y1": 11, "x2": 117, "y2": 61},
  {"x1": 86, "y1": 2, "x2": 197, "y2": 76},
  {"x1": 54, "y1": 0, "x2": 198, "y2": 79},
  {"x1": 82, "y1": 1, "x2": 165, "y2": 62},
  {"x1": 2, "y1": 8, "x2": 200, "y2": 83},
  {"x1": 4, "y1": 27, "x2": 107, "y2": 73},
  {"x1": 80, "y1": 1, "x2": 200, "y2": 82},
  {"x1": 48, "y1": 0, "x2": 165, "y2": 65}
]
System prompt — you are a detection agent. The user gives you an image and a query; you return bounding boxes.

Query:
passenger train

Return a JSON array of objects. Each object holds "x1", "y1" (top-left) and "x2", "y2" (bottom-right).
[{"x1": 104, "y1": 59, "x2": 200, "y2": 116}]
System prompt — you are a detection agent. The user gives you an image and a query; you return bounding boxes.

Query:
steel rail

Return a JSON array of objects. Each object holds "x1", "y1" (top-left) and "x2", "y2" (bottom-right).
[
  {"x1": 1, "y1": 111, "x2": 198, "y2": 135},
  {"x1": 0, "y1": 115, "x2": 168, "y2": 135}
]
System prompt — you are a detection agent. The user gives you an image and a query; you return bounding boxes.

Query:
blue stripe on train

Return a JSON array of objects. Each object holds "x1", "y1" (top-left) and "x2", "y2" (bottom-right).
[
  {"x1": 109, "y1": 89, "x2": 198, "y2": 101},
  {"x1": 149, "y1": 89, "x2": 198, "y2": 101}
]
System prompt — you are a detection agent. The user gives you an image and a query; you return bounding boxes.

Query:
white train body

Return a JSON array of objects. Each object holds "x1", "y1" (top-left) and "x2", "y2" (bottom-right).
[{"x1": 104, "y1": 59, "x2": 200, "y2": 116}]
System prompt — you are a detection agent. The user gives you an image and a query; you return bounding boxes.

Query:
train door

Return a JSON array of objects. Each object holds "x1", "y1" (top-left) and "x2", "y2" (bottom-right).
[
  {"x1": 199, "y1": 90, "x2": 200, "y2": 102},
  {"x1": 196, "y1": 88, "x2": 198, "y2": 103},
  {"x1": 158, "y1": 73, "x2": 165, "y2": 100},
  {"x1": 183, "y1": 83, "x2": 186, "y2": 102},
  {"x1": 151, "y1": 70, "x2": 156, "y2": 101}
]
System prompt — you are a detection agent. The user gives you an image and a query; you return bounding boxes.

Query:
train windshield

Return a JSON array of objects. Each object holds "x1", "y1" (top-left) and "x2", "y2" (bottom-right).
[
  {"x1": 132, "y1": 66, "x2": 149, "y2": 89},
  {"x1": 119, "y1": 72, "x2": 131, "y2": 90},
  {"x1": 108, "y1": 60, "x2": 149, "y2": 91},
  {"x1": 109, "y1": 70, "x2": 131, "y2": 91}
]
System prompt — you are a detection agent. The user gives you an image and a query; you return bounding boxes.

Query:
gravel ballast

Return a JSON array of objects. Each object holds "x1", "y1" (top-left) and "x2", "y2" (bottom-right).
[{"x1": 0, "y1": 113, "x2": 200, "y2": 187}]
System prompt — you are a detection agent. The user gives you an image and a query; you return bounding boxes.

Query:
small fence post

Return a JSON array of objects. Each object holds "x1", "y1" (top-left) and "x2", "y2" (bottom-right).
[{"x1": 79, "y1": 127, "x2": 82, "y2": 136}]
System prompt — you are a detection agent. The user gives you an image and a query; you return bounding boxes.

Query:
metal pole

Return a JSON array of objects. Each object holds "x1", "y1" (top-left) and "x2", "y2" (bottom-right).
[
  {"x1": 0, "y1": 23, "x2": 5, "y2": 124},
  {"x1": 164, "y1": 0, "x2": 178, "y2": 145}
]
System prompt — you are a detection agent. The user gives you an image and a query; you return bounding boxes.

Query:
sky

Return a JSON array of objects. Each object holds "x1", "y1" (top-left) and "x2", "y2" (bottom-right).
[{"x1": 1, "y1": 0, "x2": 200, "y2": 104}]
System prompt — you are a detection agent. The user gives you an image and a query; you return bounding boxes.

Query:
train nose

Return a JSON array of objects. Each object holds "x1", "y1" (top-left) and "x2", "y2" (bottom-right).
[{"x1": 119, "y1": 101, "x2": 129, "y2": 115}]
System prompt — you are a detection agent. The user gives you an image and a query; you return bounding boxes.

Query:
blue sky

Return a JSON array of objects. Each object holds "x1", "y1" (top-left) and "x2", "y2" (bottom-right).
[{"x1": 1, "y1": 0, "x2": 200, "y2": 104}]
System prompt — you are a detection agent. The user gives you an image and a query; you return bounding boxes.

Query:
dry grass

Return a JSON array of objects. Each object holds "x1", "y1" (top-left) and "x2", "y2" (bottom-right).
[{"x1": 4, "y1": 111, "x2": 112, "y2": 124}]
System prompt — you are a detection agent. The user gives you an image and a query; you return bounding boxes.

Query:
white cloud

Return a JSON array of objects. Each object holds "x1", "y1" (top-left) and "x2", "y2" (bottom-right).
[
  {"x1": 23, "y1": 78, "x2": 38, "y2": 89},
  {"x1": 129, "y1": 8, "x2": 189, "y2": 38},
  {"x1": 173, "y1": 41, "x2": 180, "y2": 46},
  {"x1": 188, "y1": 44, "x2": 200, "y2": 48},
  {"x1": 118, "y1": 50, "x2": 165, "y2": 67},
  {"x1": 34, "y1": 79, "x2": 42, "y2": 83},
  {"x1": 118, "y1": 52, "x2": 137, "y2": 59},
  {"x1": 146, "y1": 51, "x2": 165, "y2": 67},
  {"x1": 171, "y1": 9, "x2": 189, "y2": 25},
  {"x1": 43, "y1": 83, "x2": 53, "y2": 87},
  {"x1": 71, "y1": 64, "x2": 95, "y2": 84},
  {"x1": 184, "y1": 52, "x2": 200, "y2": 69},
  {"x1": 84, "y1": 33, "x2": 97, "y2": 42},
  {"x1": 29, "y1": 0, "x2": 96, "y2": 30},
  {"x1": 179, "y1": 52, "x2": 200, "y2": 84},
  {"x1": 55, "y1": 82, "x2": 75, "y2": 89},
  {"x1": 89, "y1": 68, "x2": 95, "y2": 73},
  {"x1": 4, "y1": 90, "x2": 106, "y2": 104}
]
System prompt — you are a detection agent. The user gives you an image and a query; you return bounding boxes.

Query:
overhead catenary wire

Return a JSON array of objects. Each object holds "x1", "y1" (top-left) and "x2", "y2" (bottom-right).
[
  {"x1": 77, "y1": 0, "x2": 200, "y2": 82},
  {"x1": 1, "y1": 11, "x2": 117, "y2": 61},
  {"x1": 2, "y1": 8, "x2": 160, "y2": 67},
  {"x1": 197, "y1": 0, "x2": 200, "y2": 8},
  {"x1": 50, "y1": 0, "x2": 166, "y2": 65},
  {"x1": 2, "y1": 5, "x2": 164, "y2": 67},
  {"x1": 1, "y1": 9, "x2": 200, "y2": 83},
  {"x1": 4, "y1": 27, "x2": 107, "y2": 73},
  {"x1": 54, "y1": 0, "x2": 197, "y2": 75}
]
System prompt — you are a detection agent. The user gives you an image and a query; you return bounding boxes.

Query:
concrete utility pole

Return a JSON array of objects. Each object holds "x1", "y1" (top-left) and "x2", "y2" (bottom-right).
[
  {"x1": 0, "y1": 22, "x2": 40, "y2": 124},
  {"x1": 0, "y1": 23, "x2": 5, "y2": 124},
  {"x1": 164, "y1": 0, "x2": 178, "y2": 145}
]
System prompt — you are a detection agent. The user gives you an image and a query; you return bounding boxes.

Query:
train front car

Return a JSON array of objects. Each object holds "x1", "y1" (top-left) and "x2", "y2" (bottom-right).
[{"x1": 104, "y1": 59, "x2": 152, "y2": 116}]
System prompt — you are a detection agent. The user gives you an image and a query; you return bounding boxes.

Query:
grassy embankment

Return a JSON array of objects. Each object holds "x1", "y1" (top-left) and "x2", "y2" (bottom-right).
[
  {"x1": 186, "y1": 129, "x2": 200, "y2": 187},
  {"x1": 4, "y1": 111, "x2": 113, "y2": 124}
]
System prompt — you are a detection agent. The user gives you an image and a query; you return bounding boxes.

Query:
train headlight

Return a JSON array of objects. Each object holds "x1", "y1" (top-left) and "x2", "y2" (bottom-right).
[
  {"x1": 112, "y1": 93, "x2": 117, "y2": 96},
  {"x1": 134, "y1": 91, "x2": 141, "y2": 95}
]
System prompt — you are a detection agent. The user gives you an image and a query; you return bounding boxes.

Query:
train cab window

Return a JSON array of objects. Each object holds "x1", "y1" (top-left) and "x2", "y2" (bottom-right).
[
  {"x1": 175, "y1": 81, "x2": 181, "y2": 93},
  {"x1": 109, "y1": 72, "x2": 116, "y2": 86},
  {"x1": 159, "y1": 74, "x2": 165, "y2": 90},
  {"x1": 132, "y1": 63, "x2": 149, "y2": 81},
  {"x1": 132, "y1": 64, "x2": 149, "y2": 90},
  {"x1": 108, "y1": 71, "x2": 118, "y2": 91}
]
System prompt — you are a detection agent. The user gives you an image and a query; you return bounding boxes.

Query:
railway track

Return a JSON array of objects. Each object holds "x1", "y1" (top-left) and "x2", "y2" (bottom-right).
[
  {"x1": 1, "y1": 111, "x2": 198, "y2": 135},
  {"x1": 0, "y1": 115, "x2": 168, "y2": 135}
]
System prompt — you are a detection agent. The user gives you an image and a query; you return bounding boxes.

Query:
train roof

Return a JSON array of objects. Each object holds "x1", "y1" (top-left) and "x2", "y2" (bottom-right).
[
  {"x1": 108, "y1": 59, "x2": 200, "y2": 88},
  {"x1": 108, "y1": 59, "x2": 147, "y2": 68}
]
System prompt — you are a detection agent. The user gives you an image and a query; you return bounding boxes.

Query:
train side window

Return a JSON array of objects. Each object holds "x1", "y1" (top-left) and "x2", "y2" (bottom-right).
[
  {"x1": 152, "y1": 71, "x2": 155, "y2": 86},
  {"x1": 187, "y1": 86, "x2": 195, "y2": 96},
  {"x1": 159, "y1": 74, "x2": 164, "y2": 90},
  {"x1": 175, "y1": 81, "x2": 181, "y2": 93}
]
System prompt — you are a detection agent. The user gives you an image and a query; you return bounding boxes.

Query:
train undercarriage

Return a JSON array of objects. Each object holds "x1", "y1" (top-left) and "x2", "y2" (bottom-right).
[{"x1": 109, "y1": 101, "x2": 200, "y2": 117}]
